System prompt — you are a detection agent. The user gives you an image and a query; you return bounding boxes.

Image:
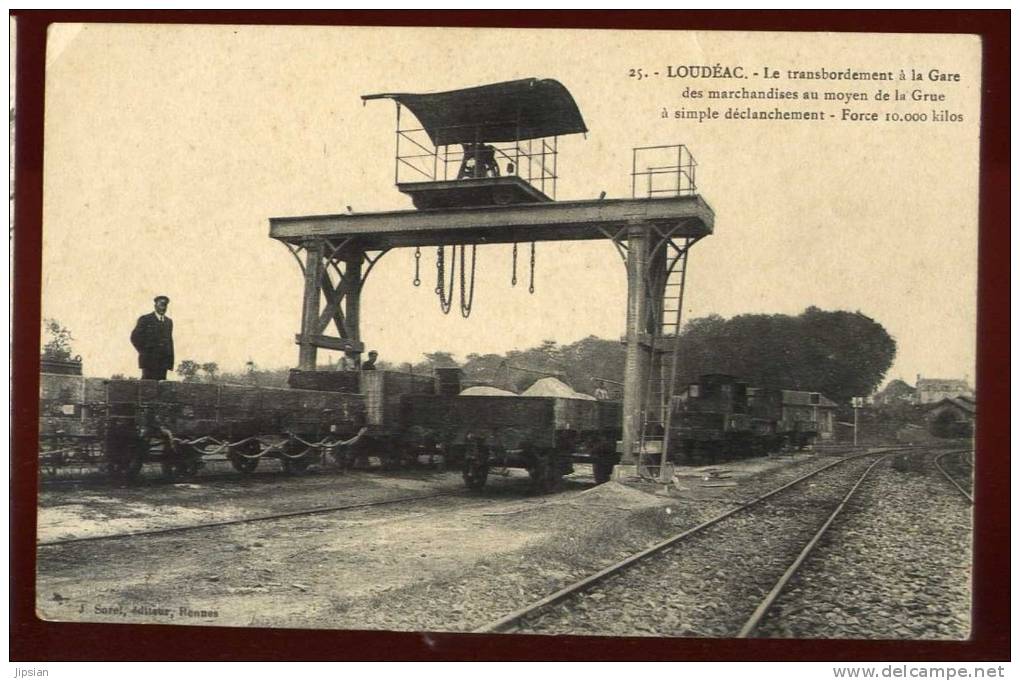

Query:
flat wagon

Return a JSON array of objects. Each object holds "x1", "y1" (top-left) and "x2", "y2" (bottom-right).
[{"x1": 39, "y1": 374, "x2": 367, "y2": 481}]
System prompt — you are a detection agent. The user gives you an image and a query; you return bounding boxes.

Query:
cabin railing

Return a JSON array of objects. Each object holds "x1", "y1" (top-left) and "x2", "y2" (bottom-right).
[
  {"x1": 394, "y1": 122, "x2": 559, "y2": 199},
  {"x1": 631, "y1": 144, "x2": 697, "y2": 198}
]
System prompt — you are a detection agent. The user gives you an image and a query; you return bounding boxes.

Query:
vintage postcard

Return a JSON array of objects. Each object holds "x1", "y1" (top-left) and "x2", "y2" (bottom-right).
[{"x1": 30, "y1": 22, "x2": 982, "y2": 644}]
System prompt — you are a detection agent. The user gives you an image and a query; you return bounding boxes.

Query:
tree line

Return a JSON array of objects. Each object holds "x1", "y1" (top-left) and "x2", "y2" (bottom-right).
[
  {"x1": 395, "y1": 307, "x2": 896, "y2": 405},
  {"x1": 44, "y1": 306, "x2": 896, "y2": 405}
]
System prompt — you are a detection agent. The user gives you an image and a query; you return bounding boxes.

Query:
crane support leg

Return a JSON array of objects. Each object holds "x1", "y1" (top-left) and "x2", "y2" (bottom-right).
[
  {"x1": 291, "y1": 238, "x2": 382, "y2": 369},
  {"x1": 298, "y1": 241, "x2": 325, "y2": 370},
  {"x1": 621, "y1": 224, "x2": 650, "y2": 465},
  {"x1": 342, "y1": 251, "x2": 363, "y2": 366}
]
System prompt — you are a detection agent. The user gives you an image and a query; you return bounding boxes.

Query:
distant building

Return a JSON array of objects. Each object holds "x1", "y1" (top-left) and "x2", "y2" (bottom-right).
[
  {"x1": 915, "y1": 374, "x2": 974, "y2": 405},
  {"x1": 925, "y1": 395, "x2": 976, "y2": 438},
  {"x1": 872, "y1": 378, "x2": 917, "y2": 406},
  {"x1": 781, "y1": 390, "x2": 838, "y2": 440}
]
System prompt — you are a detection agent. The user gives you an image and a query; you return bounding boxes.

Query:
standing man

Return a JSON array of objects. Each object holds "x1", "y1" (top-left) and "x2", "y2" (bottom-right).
[
  {"x1": 131, "y1": 295, "x2": 174, "y2": 380},
  {"x1": 361, "y1": 350, "x2": 378, "y2": 371}
]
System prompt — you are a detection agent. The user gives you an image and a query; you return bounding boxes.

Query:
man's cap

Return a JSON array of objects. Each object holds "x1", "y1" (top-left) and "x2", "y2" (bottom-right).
[{"x1": 154, "y1": 295, "x2": 170, "y2": 304}]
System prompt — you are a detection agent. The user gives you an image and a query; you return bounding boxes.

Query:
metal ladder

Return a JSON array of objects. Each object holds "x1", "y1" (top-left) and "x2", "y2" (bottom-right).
[{"x1": 636, "y1": 237, "x2": 695, "y2": 478}]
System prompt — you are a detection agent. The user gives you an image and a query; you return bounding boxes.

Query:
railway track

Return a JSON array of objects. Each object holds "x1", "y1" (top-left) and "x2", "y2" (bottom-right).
[
  {"x1": 750, "y1": 448, "x2": 973, "y2": 639},
  {"x1": 37, "y1": 458, "x2": 435, "y2": 489},
  {"x1": 37, "y1": 490, "x2": 457, "y2": 547},
  {"x1": 38, "y1": 473, "x2": 596, "y2": 548},
  {"x1": 737, "y1": 453, "x2": 892, "y2": 637},
  {"x1": 475, "y1": 447, "x2": 912, "y2": 635},
  {"x1": 932, "y1": 449, "x2": 974, "y2": 504}
]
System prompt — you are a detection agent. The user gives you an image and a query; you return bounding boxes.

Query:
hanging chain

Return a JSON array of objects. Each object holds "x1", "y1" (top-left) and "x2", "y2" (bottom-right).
[
  {"x1": 435, "y1": 246, "x2": 443, "y2": 294},
  {"x1": 413, "y1": 246, "x2": 421, "y2": 287},
  {"x1": 460, "y1": 244, "x2": 477, "y2": 318},
  {"x1": 511, "y1": 242, "x2": 518, "y2": 287},
  {"x1": 435, "y1": 246, "x2": 454, "y2": 314},
  {"x1": 529, "y1": 241, "x2": 536, "y2": 294}
]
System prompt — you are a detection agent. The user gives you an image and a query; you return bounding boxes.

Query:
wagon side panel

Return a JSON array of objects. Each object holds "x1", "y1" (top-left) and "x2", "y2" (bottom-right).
[
  {"x1": 362, "y1": 370, "x2": 435, "y2": 428},
  {"x1": 552, "y1": 397, "x2": 601, "y2": 433},
  {"x1": 402, "y1": 395, "x2": 556, "y2": 449}
]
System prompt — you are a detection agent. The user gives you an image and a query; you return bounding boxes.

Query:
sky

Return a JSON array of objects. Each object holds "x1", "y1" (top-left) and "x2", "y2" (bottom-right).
[{"x1": 38, "y1": 25, "x2": 981, "y2": 389}]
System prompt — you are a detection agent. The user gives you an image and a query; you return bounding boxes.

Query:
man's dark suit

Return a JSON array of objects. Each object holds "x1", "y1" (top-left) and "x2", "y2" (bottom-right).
[{"x1": 131, "y1": 313, "x2": 174, "y2": 380}]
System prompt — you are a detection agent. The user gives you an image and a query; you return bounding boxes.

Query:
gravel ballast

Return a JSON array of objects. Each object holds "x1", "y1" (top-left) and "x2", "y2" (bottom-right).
[{"x1": 754, "y1": 450, "x2": 972, "y2": 639}]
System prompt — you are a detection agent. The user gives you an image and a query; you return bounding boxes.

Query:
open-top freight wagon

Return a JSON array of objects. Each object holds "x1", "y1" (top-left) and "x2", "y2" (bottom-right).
[
  {"x1": 402, "y1": 391, "x2": 622, "y2": 491},
  {"x1": 39, "y1": 368, "x2": 623, "y2": 489},
  {"x1": 290, "y1": 368, "x2": 623, "y2": 490}
]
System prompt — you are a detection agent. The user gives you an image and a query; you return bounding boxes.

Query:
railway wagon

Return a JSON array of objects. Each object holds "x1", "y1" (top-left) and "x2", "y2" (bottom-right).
[
  {"x1": 38, "y1": 372, "x2": 108, "y2": 474},
  {"x1": 748, "y1": 386, "x2": 821, "y2": 450},
  {"x1": 746, "y1": 387, "x2": 791, "y2": 454},
  {"x1": 669, "y1": 373, "x2": 760, "y2": 462},
  {"x1": 103, "y1": 379, "x2": 368, "y2": 480},
  {"x1": 39, "y1": 373, "x2": 367, "y2": 481},
  {"x1": 669, "y1": 374, "x2": 820, "y2": 463},
  {"x1": 288, "y1": 368, "x2": 437, "y2": 468},
  {"x1": 401, "y1": 393, "x2": 622, "y2": 491},
  {"x1": 39, "y1": 368, "x2": 623, "y2": 489}
]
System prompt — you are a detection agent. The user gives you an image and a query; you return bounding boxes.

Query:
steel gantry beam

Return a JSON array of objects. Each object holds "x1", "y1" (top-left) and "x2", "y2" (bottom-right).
[
  {"x1": 270, "y1": 195, "x2": 713, "y2": 250},
  {"x1": 271, "y1": 195, "x2": 714, "y2": 464}
]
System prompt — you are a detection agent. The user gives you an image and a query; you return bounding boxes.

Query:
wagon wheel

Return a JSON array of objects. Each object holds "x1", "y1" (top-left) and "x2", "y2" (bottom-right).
[
  {"x1": 591, "y1": 439, "x2": 617, "y2": 485},
  {"x1": 282, "y1": 456, "x2": 312, "y2": 475},
  {"x1": 108, "y1": 448, "x2": 144, "y2": 482},
  {"x1": 329, "y1": 440, "x2": 354, "y2": 472},
  {"x1": 379, "y1": 439, "x2": 403, "y2": 471},
  {"x1": 160, "y1": 441, "x2": 201, "y2": 481},
  {"x1": 179, "y1": 455, "x2": 201, "y2": 478},
  {"x1": 39, "y1": 438, "x2": 62, "y2": 477},
  {"x1": 592, "y1": 461, "x2": 614, "y2": 485},
  {"x1": 593, "y1": 456, "x2": 615, "y2": 486},
  {"x1": 461, "y1": 441, "x2": 489, "y2": 490},
  {"x1": 108, "y1": 455, "x2": 143, "y2": 482},
  {"x1": 430, "y1": 444, "x2": 447, "y2": 472},
  {"x1": 528, "y1": 451, "x2": 561, "y2": 493},
  {"x1": 161, "y1": 456, "x2": 201, "y2": 480},
  {"x1": 347, "y1": 434, "x2": 375, "y2": 469},
  {"x1": 228, "y1": 441, "x2": 260, "y2": 474},
  {"x1": 101, "y1": 418, "x2": 143, "y2": 482},
  {"x1": 106, "y1": 435, "x2": 145, "y2": 483},
  {"x1": 398, "y1": 443, "x2": 420, "y2": 469}
]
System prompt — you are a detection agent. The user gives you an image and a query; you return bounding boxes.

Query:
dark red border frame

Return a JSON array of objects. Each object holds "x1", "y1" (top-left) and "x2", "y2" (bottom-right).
[{"x1": 10, "y1": 10, "x2": 1010, "y2": 662}]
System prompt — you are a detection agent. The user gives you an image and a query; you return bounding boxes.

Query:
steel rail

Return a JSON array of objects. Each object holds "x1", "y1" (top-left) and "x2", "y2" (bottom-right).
[
  {"x1": 38, "y1": 461, "x2": 416, "y2": 488},
  {"x1": 739, "y1": 446, "x2": 973, "y2": 636},
  {"x1": 38, "y1": 491, "x2": 457, "y2": 548},
  {"x1": 737, "y1": 451, "x2": 901, "y2": 637},
  {"x1": 473, "y1": 447, "x2": 914, "y2": 633},
  {"x1": 932, "y1": 449, "x2": 975, "y2": 504}
]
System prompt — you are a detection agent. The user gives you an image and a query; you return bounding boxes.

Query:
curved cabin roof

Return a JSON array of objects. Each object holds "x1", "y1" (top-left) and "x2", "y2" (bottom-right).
[{"x1": 362, "y1": 78, "x2": 588, "y2": 146}]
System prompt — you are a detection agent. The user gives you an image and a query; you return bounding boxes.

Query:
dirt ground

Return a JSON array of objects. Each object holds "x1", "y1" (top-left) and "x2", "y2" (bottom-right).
[{"x1": 35, "y1": 452, "x2": 835, "y2": 632}]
